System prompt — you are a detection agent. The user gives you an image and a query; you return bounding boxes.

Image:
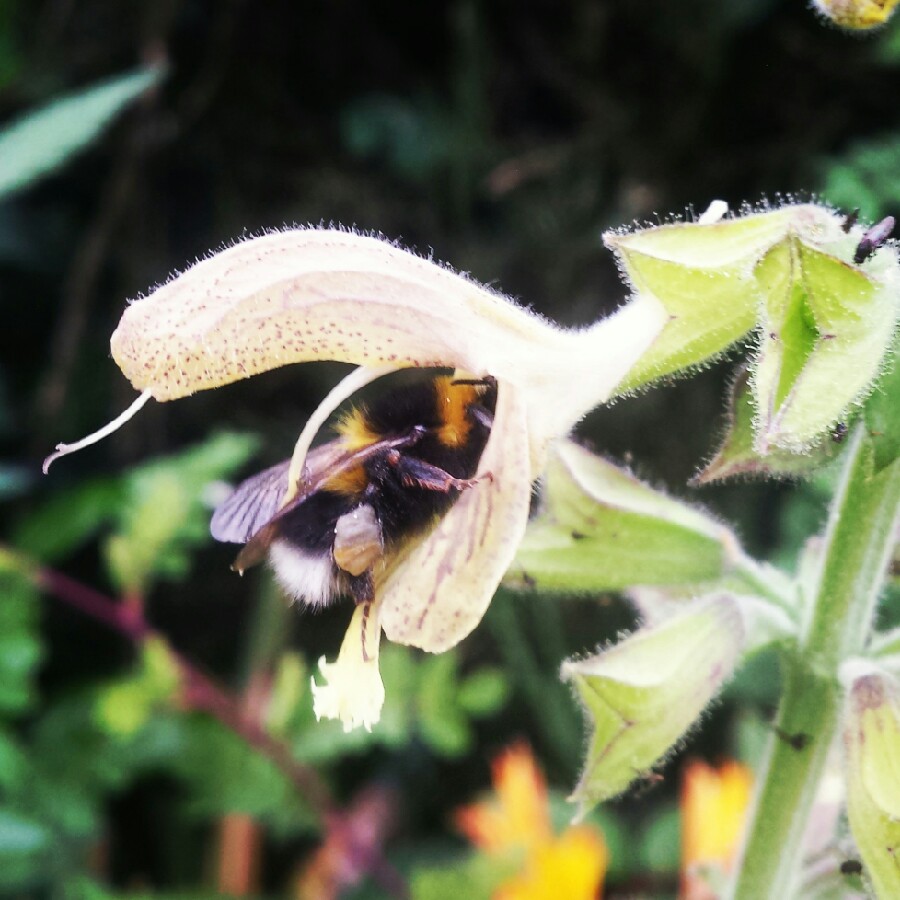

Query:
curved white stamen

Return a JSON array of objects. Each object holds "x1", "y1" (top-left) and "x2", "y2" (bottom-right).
[
  {"x1": 42, "y1": 390, "x2": 152, "y2": 474},
  {"x1": 283, "y1": 363, "x2": 400, "y2": 506}
]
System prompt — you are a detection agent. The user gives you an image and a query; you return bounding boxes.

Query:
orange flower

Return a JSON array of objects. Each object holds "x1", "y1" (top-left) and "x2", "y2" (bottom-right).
[
  {"x1": 456, "y1": 744, "x2": 607, "y2": 900},
  {"x1": 495, "y1": 825, "x2": 607, "y2": 900},
  {"x1": 681, "y1": 759, "x2": 753, "y2": 899},
  {"x1": 456, "y1": 744, "x2": 552, "y2": 855}
]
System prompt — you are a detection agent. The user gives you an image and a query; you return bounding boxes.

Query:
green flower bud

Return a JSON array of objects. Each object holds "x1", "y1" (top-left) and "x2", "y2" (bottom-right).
[
  {"x1": 606, "y1": 203, "x2": 900, "y2": 451},
  {"x1": 505, "y1": 440, "x2": 739, "y2": 594},
  {"x1": 842, "y1": 666, "x2": 900, "y2": 898},
  {"x1": 752, "y1": 225, "x2": 899, "y2": 451},
  {"x1": 563, "y1": 595, "x2": 744, "y2": 814}
]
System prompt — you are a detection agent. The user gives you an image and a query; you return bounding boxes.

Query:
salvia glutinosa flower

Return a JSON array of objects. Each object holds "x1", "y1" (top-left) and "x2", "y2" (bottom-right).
[{"x1": 45, "y1": 227, "x2": 666, "y2": 731}]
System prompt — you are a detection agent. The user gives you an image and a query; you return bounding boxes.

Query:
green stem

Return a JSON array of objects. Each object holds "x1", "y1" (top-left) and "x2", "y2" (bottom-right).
[
  {"x1": 730, "y1": 550, "x2": 797, "y2": 618},
  {"x1": 729, "y1": 429, "x2": 900, "y2": 898}
]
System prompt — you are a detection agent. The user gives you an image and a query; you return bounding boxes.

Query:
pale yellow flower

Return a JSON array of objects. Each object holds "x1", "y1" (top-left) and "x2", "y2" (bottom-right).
[{"x1": 45, "y1": 227, "x2": 666, "y2": 731}]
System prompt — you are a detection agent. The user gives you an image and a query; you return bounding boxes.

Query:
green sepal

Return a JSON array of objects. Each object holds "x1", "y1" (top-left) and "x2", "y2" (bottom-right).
[
  {"x1": 753, "y1": 234, "x2": 899, "y2": 451},
  {"x1": 605, "y1": 208, "x2": 792, "y2": 393},
  {"x1": 842, "y1": 668, "x2": 900, "y2": 899},
  {"x1": 696, "y1": 366, "x2": 841, "y2": 483},
  {"x1": 506, "y1": 440, "x2": 736, "y2": 593},
  {"x1": 563, "y1": 595, "x2": 744, "y2": 814}
]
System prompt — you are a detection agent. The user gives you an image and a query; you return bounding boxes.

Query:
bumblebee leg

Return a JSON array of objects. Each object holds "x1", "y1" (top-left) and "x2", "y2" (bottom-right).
[
  {"x1": 387, "y1": 452, "x2": 491, "y2": 493},
  {"x1": 347, "y1": 569, "x2": 374, "y2": 605}
]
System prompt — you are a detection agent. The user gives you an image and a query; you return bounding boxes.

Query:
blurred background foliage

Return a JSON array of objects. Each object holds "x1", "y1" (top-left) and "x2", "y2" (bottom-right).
[{"x1": 1, "y1": 0, "x2": 899, "y2": 896}]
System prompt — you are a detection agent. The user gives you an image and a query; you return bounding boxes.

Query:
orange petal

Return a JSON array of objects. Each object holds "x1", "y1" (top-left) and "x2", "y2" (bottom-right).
[
  {"x1": 455, "y1": 744, "x2": 551, "y2": 854},
  {"x1": 495, "y1": 826, "x2": 608, "y2": 900},
  {"x1": 681, "y1": 758, "x2": 753, "y2": 889}
]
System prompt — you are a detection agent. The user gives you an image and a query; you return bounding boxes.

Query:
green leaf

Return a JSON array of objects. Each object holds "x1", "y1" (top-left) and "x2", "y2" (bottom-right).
[
  {"x1": 0, "y1": 807, "x2": 51, "y2": 854},
  {"x1": 266, "y1": 651, "x2": 309, "y2": 736},
  {"x1": 564, "y1": 595, "x2": 744, "y2": 814},
  {"x1": 13, "y1": 477, "x2": 123, "y2": 563},
  {"x1": 103, "y1": 432, "x2": 258, "y2": 594},
  {"x1": 637, "y1": 803, "x2": 681, "y2": 874},
  {"x1": 506, "y1": 440, "x2": 734, "y2": 593},
  {"x1": 458, "y1": 669, "x2": 509, "y2": 717},
  {"x1": 0, "y1": 465, "x2": 29, "y2": 500},
  {"x1": 411, "y1": 850, "x2": 519, "y2": 900},
  {"x1": 94, "y1": 638, "x2": 180, "y2": 737},
  {"x1": 417, "y1": 653, "x2": 472, "y2": 757},
  {"x1": 822, "y1": 134, "x2": 900, "y2": 221},
  {"x1": 0, "y1": 67, "x2": 163, "y2": 200},
  {"x1": 696, "y1": 366, "x2": 841, "y2": 483},
  {"x1": 340, "y1": 93, "x2": 454, "y2": 183},
  {"x1": 0, "y1": 570, "x2": 41, "y2": 715},
  {"x1": 0, "y1": 807, "x2": 52, "y2": 890},
  {"x1": 0, "y1": 728, "x2": 28, "y2": 790},
  {"x1": 173, "y1": 715, "x2": 316, "y2": 834}
]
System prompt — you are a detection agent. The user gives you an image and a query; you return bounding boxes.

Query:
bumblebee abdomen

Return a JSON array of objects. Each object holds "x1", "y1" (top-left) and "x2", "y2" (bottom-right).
[{"x1": 276, "y1": 489, "x2": 356, "y2": 553}]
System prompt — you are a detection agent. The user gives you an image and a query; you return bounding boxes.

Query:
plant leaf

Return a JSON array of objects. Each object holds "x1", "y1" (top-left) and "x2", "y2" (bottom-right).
[{"x1": 0, "y1": 67, "x2": 163, "y2": 200}]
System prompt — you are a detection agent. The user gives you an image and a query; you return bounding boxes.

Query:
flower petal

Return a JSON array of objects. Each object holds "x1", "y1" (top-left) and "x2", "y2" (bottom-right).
[
  {"x1": 110, "y1": 228, "x2": 563, "y2": 401},
  {"x1": 310, "y1": 599, "x2": 385, "y2": 732},
  {"x1": 455, "y1": 744, "x2": 552, "y2": 854},
  {"x1": 379, "y1": 382, "x2": 532, "y2": 652},
  {"x1": 109, "y1": 229, "x2": 667, "y2": 467},
  {"x1": 495, "y1": 826, "x2": 607, "y2": 900}
]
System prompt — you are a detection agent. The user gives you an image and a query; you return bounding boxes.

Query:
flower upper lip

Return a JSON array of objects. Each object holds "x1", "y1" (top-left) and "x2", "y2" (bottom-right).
[{"x1": 108, "y1": 227, "x2": 667, "y2": 475}]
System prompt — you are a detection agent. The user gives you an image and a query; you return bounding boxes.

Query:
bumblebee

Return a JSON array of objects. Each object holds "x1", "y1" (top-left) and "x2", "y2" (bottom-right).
[{"x1": 211, "y1": 373, "x2": 497, "y2": 607}]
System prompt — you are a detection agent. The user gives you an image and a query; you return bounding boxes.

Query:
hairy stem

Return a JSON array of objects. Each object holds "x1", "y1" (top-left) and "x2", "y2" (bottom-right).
[{"x1": 729, "y1": 429, "x2": 900, "y2": 898}]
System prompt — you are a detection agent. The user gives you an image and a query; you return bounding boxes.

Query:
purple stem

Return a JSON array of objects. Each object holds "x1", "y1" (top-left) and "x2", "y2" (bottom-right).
[{"x1": 37, "y1": 564, "x2": 411, "y2": 896}]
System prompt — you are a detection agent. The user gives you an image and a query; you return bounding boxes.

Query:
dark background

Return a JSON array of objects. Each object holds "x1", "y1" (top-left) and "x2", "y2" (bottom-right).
[{"x1": 2, "y1": 0, "x2": 898, "y2": 894}]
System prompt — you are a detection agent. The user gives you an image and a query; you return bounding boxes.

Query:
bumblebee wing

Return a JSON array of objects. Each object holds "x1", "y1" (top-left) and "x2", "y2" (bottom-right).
[
  {"x1": 210, "y1": 459, "x2": 292, "y2": 544},
  {"x1": 210, "y1": 443, "x2": 345, "y2": 544}
]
